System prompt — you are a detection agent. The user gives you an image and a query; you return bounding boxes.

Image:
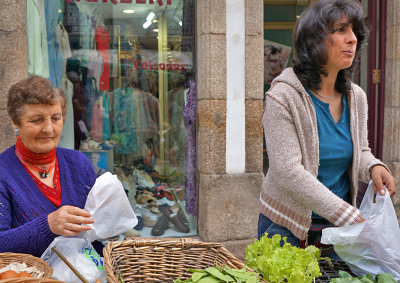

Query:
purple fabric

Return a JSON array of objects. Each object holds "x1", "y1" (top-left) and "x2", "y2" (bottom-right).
[
  {"x1": 183, "y1": 78, "x2": 197, "y2": 215},
  {"x1": 0, "y1": 146, "x2": 96, "y2": 257}
]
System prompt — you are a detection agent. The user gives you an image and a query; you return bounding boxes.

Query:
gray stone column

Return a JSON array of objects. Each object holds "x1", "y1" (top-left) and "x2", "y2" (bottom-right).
[
  {"x1": 383, "y1": 0, "x2": 400, "y2": 217},
  {"x1": 0, "y1": 0, "x2": 27, "y2": 151},
  {"x1": 196, "y1": 0, "x2": 264, "y2": 260}
]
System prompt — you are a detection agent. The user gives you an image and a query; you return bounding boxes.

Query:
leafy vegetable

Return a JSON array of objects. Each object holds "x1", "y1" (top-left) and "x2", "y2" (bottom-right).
[
  {"x1": 173, "y1": 266, "x2": 260, "y2": 283},
  {"x1": 329, "y1": 270, "x2": 397, "y2": 283},
  {"x1": 244, "y1": 234, "x2": 323, "y2": 283}
]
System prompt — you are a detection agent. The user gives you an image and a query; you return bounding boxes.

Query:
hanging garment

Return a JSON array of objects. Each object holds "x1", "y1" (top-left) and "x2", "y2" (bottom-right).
[
  {"x1": 55, "y1": 22, "x2": 72, "y2": 77},
  {"x1": 44, "y1": 0, "x2": 63, "y2": 87},
  {"x1": 183, "y1": 78, "x2": 197, "y2": 215},
  {"x1": 90, "y1": 98, "x2": 103, "y2": 142},
  {"x1": 63, "y1": 0, "x2": 80, "y2": 50},
  {"x1": 58, "y1": 76, "x2": 75, "y2": 149},
  {"x1": 102, "y1": 92, "x2": 111, "y2": 141},
  {"x1": 95, "y1": 26, "x2": 110, "y2": 91},
  {"x1": 112, "y1": 87, "x2": 138, "y2": 154},
  {"x1": 84, "y1": 77, "x2": 99, "y2": 130},
  {"x1": 27, "y1": 0, "x2": 50, "y2": 78},
  {"x1": 87, "y1": 50, "x2": 103, "y2": 90}
]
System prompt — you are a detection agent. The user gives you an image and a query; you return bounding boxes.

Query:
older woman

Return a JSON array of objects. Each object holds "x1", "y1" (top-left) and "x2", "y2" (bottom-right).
[{"x1": 0, "y1": 76, "x2": 99, "y2": 257}]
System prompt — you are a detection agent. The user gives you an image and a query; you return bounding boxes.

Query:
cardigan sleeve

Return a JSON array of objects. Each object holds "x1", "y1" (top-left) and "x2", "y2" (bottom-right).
[
  {"x1": 264, "y1": 93, "x2": 363, "y2": 226},
  {"x1": 354, "y1": 85, "x2": 389, "y2": 183},
  {"x1": 0, "y1": 184, "x2": 57, "y2": 257}
]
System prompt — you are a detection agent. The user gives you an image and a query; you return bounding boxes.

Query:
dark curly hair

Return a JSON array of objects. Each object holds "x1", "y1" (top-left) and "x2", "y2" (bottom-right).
[{"x1": 293, "y1": 0, "x2": 368, "y2": 95}]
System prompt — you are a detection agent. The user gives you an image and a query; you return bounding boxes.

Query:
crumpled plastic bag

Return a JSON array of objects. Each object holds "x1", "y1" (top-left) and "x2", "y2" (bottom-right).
[
  {"x1": 321, "y1": 180, "x2": 400, "y2": 280},
  {"x1": 79, "y1": 172, "x2": 138, "y2": 242},
  {"x1": 41, "y1": 237, "x2": 106, "y2": 283},
  {"x1": 41, "y1": 172, "x2": 138, "y2": 282}
]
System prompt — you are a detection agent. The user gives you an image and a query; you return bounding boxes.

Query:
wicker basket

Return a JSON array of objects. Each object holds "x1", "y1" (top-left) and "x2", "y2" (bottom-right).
[
  {"x1": 104, "y1": 237, "x2": 256, "y2": 283},
  {"x1": 0, "y1": 279, "x2": 65, "y2": 283},
  {"x1": 0, "y1": 253, "x2": 53, "y2": 280}
]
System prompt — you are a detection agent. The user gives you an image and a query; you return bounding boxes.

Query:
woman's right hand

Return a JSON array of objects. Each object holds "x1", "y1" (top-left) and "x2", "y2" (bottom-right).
[{"x1": 47, "y1": 205, "x2": 94, "y2": 236}]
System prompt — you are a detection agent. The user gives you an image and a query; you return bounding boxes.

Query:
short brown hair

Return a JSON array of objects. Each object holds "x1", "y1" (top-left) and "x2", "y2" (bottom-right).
[{"x1": 7, "y1": 76, "x2": 67, "y2": 126}]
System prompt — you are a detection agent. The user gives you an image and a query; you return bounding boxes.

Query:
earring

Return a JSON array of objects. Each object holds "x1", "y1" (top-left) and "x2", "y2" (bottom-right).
[{"x1": 14, "y1": 128, "x2": 19, "y2": 136}]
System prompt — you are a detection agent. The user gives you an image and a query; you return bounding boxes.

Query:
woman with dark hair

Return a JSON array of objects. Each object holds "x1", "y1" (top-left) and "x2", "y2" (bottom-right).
[
  {"x1": 0, "y1": 76, "x2": 102, "y2": 257},
  {"x1": 258, "y1": 0, "x2": 396, "y2": 257}
]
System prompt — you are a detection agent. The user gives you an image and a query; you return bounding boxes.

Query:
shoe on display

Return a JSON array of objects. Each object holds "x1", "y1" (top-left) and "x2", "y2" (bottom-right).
[
  {"x1": 142, "y1": 207, "x2": 159, "y2": 227},
  {"x1": 134, "y1": 216, "x2": 144, "y2": 230},
  {"x1": 80, "y1": 140, "x2": 89, "y2": 150},
  {"x1": 151, "y1": 215, "x2": 170, "y2": 236},
  {"x1": 134, "y1": 169, "x2": 155, "y2": 188},
  {"x1": 159, "y1": 205, "x2": 190, "y2": 233},
  {"x1": 124, "y1": 228, "x2": 141, "y2": 238},
  {"x1": 99, "y1": 142, "x2": 111, "y2": 150}
]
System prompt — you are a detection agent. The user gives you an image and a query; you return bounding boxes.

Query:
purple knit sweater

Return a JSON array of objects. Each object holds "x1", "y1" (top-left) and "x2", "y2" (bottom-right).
[{"x1": 0, "y1": 146, "x2": 96, "y2": 257}]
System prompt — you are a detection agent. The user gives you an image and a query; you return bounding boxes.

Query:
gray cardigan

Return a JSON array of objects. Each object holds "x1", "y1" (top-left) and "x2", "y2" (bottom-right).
[{"x1": 259, "y1": 68, "x2": 386, "y2": 241}]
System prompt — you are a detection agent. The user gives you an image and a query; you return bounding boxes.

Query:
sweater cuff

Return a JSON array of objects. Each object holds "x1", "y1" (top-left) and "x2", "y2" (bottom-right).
[
  {"x1": 35, "y1": 216, "x2": 58, "y2": 242},
  {"x1": 332, "y1": 202, "x2": 363, "y2": 226}
]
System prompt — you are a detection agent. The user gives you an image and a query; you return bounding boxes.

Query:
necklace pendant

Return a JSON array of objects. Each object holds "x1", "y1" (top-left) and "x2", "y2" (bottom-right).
[{"x1": 39, "y1": 172, "x2": 49, "y2": 178}]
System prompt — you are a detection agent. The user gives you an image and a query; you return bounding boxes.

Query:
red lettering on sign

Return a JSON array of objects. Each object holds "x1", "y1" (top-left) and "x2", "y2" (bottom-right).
[
  {"x1": 86, "y1": 0, "x2": 97, "y2": 2},
  {"x1": 120, "y1": 0, "x2": 132, "y2": 2},
  {"x1": 136, "y1": 0, "x2": 146, "y2": 3},
  {"x1": 134, "y1": 60, "x2": 184, "y2": 71}
]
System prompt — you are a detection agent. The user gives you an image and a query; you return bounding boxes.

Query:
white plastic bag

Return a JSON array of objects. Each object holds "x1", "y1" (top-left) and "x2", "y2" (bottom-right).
[
  {"x1": 79, "y1": 172, "x2": 138, "y2": 242},
  {"x1": 41, "y1": 172, "x2": 138, "y2": 282},
  {"x1": 41, "y1": 237, "x2": 106, "y2": 283},
  {"x1": 321, "y1": 180, "x2": 400, "y2": 280}
]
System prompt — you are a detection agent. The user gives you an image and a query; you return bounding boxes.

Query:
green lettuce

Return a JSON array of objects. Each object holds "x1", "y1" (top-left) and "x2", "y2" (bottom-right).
[{"x1": 245, "y1": 234, "x2": 322, "y2": 283}]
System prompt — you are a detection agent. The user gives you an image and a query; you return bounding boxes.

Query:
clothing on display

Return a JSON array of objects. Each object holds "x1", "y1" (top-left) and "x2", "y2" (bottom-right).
[
  {"x1": 183, "y1": 77, "x2": 197, "y2": 215},
  {"x1": 95, "y1": 26, "x2": 110, "y2": 91},
  {"x1": 59, "y1": 76, "x2": 75, "y2": 149},
  {"x1": 27, "y1": 0, "x2": 50, "y2": 79},
  {"x1": 27, "y1": 0, "x2": 196, "y2": 238}
]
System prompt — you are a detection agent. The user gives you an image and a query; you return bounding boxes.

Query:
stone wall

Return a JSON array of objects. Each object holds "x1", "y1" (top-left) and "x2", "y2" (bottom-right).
[
  {"x1": 196, "y1": 0, "x2": 264, "y2": 260},
  {"x1": 0, "y1": 0, "x2": 26, "y2": 150},
  {"x1": 383, "y1": 0, "x2": 400, "y2": 218}
]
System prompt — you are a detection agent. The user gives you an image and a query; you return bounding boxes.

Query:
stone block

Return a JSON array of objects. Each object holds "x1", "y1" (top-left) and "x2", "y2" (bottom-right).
[
  {"x1": 198, "y1": 173, "x2": 263, "y2": 242},
  {"x1": 245, "y1": 100, "x2": 263, "y2": 173},
  {"x1": 245, "y1": 0, "x2": 263, "y2": 36},
  {"x1": 0, "y1": 33, "x2": 28, "y2": 62},
  {"x1": 0, "y1": 110, "x2": 15, "y2": 152},
  {"x1": 387, "y1": 1, "x2": 400, "y2": 27},
  {"x1": 245, "y1": 36, "x2": 264, "y2": 100},
  {"x1": 390, "y1": 162, "x2": 400, "y2": 220},
  {"x1": 384, "y1": 59, "x2": 400, "y2": 107},
  {"x1": 382, "y1": 107, "x2": 400, "y2": 162},
  {"x1": 197, "y1": 100, "x2": 226, "y2": 175},
  {"x1": 0, "y1": 0, "x2": 26, "y2": 32},
  {"x1": 197, "y1": 0, "x2": 226, "y2": 35},
  {"x1": 0, "y1": 51, "x2": 28, "y2": 107},
  {"x1": 385, "y1": 26, "x2": 400, "y2": 60},
  {"x1": 221, "y1": 238, "x2": 255, "y2": 262},
  {"x1": 197, "y1": 34, "x2": 227, "y2": 100}
]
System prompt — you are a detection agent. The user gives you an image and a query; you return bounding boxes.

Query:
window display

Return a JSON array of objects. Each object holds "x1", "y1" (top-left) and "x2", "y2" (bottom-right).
[{"x1": 27, "y1": 0, "x2": 196, "y2": 238}]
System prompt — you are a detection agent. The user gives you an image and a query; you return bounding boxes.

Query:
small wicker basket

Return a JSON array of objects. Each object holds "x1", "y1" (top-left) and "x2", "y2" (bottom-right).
[
  {"x1": 0, "y1": 279, "x2": 65, "y2": 283},
  {"x1": 104, "y1": 237, "x2": 256, "y2": 283},
  {"x1": 0, "y1": 252, "x2": 53, "y2": 281}
]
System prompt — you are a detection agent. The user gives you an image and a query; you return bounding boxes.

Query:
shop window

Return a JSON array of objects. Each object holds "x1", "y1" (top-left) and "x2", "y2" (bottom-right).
[{"x1": 27, "y1": 0, "x2": 196, "y2": 238}]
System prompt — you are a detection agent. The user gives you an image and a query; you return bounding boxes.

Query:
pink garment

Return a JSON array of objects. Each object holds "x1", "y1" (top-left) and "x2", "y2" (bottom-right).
[
  {"x1": 95, "y1": 26, "x2": 110, "y2": 91},
  {"x1": 90, "y1": 101, "x2": 103, "y2": 141}
]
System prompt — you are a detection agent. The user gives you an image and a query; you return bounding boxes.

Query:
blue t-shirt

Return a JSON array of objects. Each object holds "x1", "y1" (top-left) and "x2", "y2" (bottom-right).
[{"x1": 306, "y1": 88, "x2": 353, "y2": 217}]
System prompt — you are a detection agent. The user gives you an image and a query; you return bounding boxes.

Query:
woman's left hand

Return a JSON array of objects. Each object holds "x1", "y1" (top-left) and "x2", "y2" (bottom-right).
[{"x1": 370, "y1": 165, "x2": 397, "y2": 197}]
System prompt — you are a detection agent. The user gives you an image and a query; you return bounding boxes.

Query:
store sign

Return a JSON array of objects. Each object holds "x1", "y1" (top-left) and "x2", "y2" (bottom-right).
[
  {"x1": 134, "y1": 60, "x2": 185, "y2": 71},
  {"x1": 65, "y1": 0, "x2": 171, "y2": 5}
]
